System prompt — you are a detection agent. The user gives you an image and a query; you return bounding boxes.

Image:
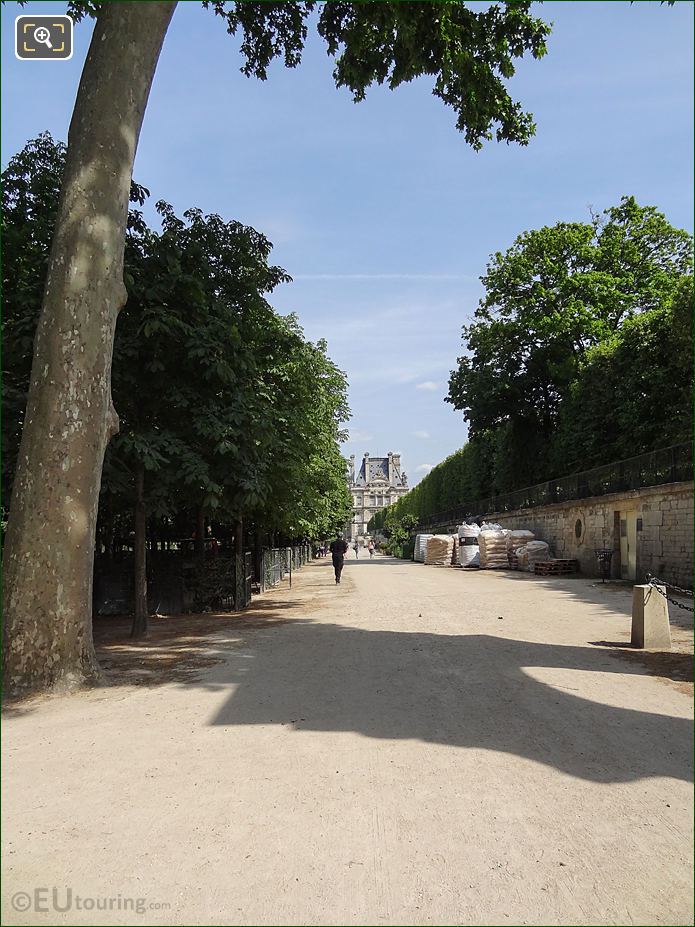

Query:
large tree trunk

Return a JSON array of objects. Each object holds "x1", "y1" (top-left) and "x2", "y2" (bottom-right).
[
  {"x1": 131, "y1": 463, "x2": 148, "y2": 639},
  {"x1": 2, "y1": 1, "x2": 177, "y2": 696}
]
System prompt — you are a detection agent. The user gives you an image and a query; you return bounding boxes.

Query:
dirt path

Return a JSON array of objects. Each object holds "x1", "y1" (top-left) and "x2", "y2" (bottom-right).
[{"x1": 2, "y1": 556, "x2": 693, "y2": 926}]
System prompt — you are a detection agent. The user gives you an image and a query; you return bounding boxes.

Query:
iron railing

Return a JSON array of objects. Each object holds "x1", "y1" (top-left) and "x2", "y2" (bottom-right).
[
  {"x1": 94, "y1": 542, "x2": 312, "y2": 616},
  {"x1": 262, "y1": 548, "x2": 284, "y2": 589},
  {"x1": 291, "y1": 545, "x2": 310, "y2": 570},
  {"x1": 94, "y1": 549, "x2": 250, "y2": 616},
  {"x1": 260, "y1": 544, "x2": 312, "y2": 591},
  {"x1": 244, "y1": 552, "x2": 253, "y2": 606},
  {"x1": 419, "y1": 443, "x2": 693, "y2": 530}
]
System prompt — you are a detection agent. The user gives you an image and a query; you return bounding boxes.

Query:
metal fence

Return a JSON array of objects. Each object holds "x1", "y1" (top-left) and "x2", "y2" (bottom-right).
[
  {"x1": 419, "y1": 443, "x2": 693, "y2": 530},
  {"x1": 290, "y1": 544, "x2": 311, "y2": 570},
  {"x1": 260, "y1": 544, "x2": 312, "y2": 592},
  {"x1": 234, "y1": 551, "x2": 253, "y2": 610},
  {"x1": 94, "y1": 549, "x2": 250, "y2": 616},
  {"x1": 94, "y1": 543, "x2": 311, "y2": 617}
]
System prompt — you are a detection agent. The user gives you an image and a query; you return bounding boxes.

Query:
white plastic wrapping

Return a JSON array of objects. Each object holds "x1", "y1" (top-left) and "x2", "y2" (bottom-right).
[
  {"x1": 414, "y1": 533, "x2": 433, "y2": 563},
  {"x1": 516, "y1": 540, "x2": 551, "y2": 572},
  {"x1": 458, "y1": 523, "x2": 481, "y2": 539},
  {"x1": 459, "y1": 545, "x2": 481, "y2": 568},
  {"x1": 507, "y1": 529, "x2": 535, "y2": 569}
]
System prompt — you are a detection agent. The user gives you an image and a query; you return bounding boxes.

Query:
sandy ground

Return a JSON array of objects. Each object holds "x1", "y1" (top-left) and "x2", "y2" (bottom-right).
[{"x1": 2, "y1": 554, "x2": 693, "y2": 926}]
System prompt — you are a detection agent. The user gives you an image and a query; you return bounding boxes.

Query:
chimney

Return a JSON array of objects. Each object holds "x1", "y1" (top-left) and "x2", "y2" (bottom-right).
[{"x1": 387, "y1": 451, "x2": 394, "y2": 485}]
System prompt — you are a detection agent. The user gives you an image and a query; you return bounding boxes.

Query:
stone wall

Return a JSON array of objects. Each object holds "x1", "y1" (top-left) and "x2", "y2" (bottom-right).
[{"x1": 486, "y1": 481, "x2": 693, "y2": 587}]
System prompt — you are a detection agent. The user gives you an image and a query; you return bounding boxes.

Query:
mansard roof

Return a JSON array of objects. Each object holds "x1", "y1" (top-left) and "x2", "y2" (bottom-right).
[{"x1": 351, "y1": 455, "x2": 407, "y2": 488}]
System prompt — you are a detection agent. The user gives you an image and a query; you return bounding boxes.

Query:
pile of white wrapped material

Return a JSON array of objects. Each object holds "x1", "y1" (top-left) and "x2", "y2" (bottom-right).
[
  {"x1": 414, "y1": 533, "x2": 433, "y2": 563},
  {"x1": 458, "y1": 523, "x2": 480, "y2": 539},
  {"x1": 425, "y1": 534, "x2": 455, "y2": 566},
  {"x1": 479, "y1": 527, "x2": 510, "y2": 569},
  {"x1": 459, "y1": 545, "x2": 481, "y2": 568},
  {"x1": 458, "y1": 523, "x2": 481, "y2": 568},
  {"x1": 507, "y1": 529, "x2": 535, "y2": 569},
  {"x1": 516, "y1": 540, "x2": 551, "y2": 572}
]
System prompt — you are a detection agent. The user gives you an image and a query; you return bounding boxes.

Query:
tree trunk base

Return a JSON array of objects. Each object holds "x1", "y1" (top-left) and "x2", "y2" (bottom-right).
[
  {"x1": 5, "y1": 651, "x2": 102, "y2": 699},
  {"x1": 130, "y1": 619, "x2": 149, "y2": 640}
]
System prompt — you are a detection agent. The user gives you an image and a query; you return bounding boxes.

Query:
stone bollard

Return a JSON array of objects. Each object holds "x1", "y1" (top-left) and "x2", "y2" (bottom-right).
[{"x1": 631, "y1": 584, "x2": 671, "y2": 650}]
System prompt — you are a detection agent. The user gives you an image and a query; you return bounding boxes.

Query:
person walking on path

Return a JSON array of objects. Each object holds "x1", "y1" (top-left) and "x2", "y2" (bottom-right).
[
  {"x1": 368, "y1": 540, "x2": 375, "y2": 558},
  {"x1": 353, "y1": 541, "x2": 360, "y2": 559},
  {"x1": 329, "y1": 534, "x2": 349, "y2": 584}
]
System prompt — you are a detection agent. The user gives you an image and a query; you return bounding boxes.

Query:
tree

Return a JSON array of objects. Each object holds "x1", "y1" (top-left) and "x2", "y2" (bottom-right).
[
  {"x1": 378, "y1": 509, "x2": 418, "y2": 558},
  {"x1": 553, "y1": 276, "x2": 693, "y2": 471},
  {"x1": 4, "y1": 0, "x2": 555, "y2": 693},
  {"x1": 447, "y1": 197, "x2": 693, "y2": 488},
  {"x1": 255, "y1": 326, "x2": 352, "y2": 541},
  {"x1": 2, "y1": 134, "x2": 66, "y2": 509},
  {"x1": 106, "y1": 199, "x2": 292, "y2": 636}
]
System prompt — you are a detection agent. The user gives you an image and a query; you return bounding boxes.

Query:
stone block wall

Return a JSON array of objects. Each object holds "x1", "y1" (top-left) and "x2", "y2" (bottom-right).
[{"x1": 487, "y1": 481, "x2": 693, "y2": 587}]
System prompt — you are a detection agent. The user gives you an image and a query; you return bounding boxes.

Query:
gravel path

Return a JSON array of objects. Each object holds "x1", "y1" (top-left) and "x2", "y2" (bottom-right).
[{"x1": 3, "y1": 554, "x2": 693, "y2": 926}]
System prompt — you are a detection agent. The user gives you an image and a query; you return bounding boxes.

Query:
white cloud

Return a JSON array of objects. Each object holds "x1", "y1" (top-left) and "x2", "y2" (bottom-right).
[
  {"x1": 416, "y1": 381, "x2": 440, "y2": 391},
  {"x1": 413, "y1": 430, "x2": 430, "y2": 439},
  {"x1": 416, "y1": 464, "x2": 434, "y2": 473},
  {"x1": 347, "y1": 429, "x2": 374, "y2": 442}
]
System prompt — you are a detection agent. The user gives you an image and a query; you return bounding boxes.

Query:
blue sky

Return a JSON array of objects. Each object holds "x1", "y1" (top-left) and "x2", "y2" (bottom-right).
[{"x1": 2, "y1": 1, "x2": 693, "y2": 485}]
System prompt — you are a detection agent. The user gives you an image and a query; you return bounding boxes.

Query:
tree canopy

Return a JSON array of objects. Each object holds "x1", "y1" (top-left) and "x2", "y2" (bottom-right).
[
  {"x1": 2, "y1": 132, "x2": 352, "y2": 561},
  {"x1": 66, "y1": 0, "x2": 552, "y2": 149},
  {"x1": 446, "y1": 197, "x2": 693, "y2": 487}
]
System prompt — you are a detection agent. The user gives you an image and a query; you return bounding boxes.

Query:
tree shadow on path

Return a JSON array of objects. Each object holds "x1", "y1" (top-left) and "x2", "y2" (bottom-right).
[{"x1": 208, "y1": 618, "x2": 693, "y2": 785}]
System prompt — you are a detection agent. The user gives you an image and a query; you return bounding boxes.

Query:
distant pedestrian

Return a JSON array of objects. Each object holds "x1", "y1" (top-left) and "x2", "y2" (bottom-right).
[
  {"x1": 353, "y1": 542, "x2": 360, "y2": 559},
  {"x1": 329, "y1": 534, "x2": 349, "y2": 584},
  {"x1": 368, "y1": 540, "x2": 375, "y2": 558}
]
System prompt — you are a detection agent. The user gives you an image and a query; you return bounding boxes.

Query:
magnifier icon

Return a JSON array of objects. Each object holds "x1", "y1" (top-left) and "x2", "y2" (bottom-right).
[{"x1": 33, "y1": 26, "x2": 53, "y2": 49}]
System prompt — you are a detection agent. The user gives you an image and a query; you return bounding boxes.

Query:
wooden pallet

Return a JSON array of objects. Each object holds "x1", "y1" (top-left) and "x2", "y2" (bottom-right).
[{"x1": 534, "y1": 559, "x2": 578, "y2": 576}]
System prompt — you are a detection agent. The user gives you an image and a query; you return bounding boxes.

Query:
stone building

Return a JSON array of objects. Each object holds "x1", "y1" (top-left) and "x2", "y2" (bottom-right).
[{"x1": 346, "y1": 452, "x2": 409, "y2": 541}]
